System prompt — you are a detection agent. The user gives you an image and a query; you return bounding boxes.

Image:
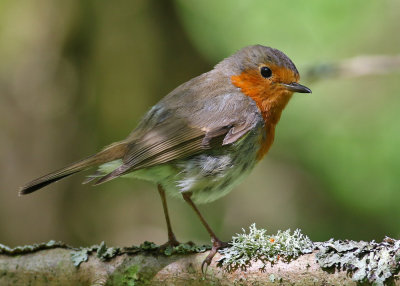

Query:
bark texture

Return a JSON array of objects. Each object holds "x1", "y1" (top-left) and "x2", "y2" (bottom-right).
[
  {"x1": 0, "y1": 249, "x2": 343, "y2": 285},
  {"x1": 1, "y1": 240, "x2": 399, "y2": 286}
]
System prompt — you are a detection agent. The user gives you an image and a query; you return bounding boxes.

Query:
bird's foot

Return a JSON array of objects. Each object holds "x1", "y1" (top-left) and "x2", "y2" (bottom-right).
[
  {"x1": 159, "y1": 236, "x2": 181, "y2": 252},
  {"x1": 201, "y1": 239, "x2": 230, "y2": 273}
]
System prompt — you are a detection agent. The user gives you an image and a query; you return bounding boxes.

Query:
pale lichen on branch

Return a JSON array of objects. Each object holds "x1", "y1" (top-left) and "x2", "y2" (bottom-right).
[
  {"x1": 316, "y1": 237, "x2": 400, "y2": 286},
  {"x1": 219, "y1": 224, "x2": 314, "y2": 271},
  {"x1": 1, "y1": 225, "x2": 400, "y2": 285}
]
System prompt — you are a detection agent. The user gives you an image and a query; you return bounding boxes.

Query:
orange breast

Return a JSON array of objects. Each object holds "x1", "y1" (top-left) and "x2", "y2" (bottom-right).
[
  {"x1": 231, "y1": 67, "x2": 294, "y2": 161},
  {"x1": 256, "y1": 128, "x2": 275, "y2": 161}
]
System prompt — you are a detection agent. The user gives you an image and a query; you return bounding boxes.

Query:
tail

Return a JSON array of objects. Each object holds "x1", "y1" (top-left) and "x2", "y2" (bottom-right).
[{"x1": 19, "y1": 142, "x2": 128, "y2": 195}]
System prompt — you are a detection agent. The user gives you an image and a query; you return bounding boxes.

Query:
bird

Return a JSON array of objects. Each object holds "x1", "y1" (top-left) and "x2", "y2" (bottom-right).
[{"x1": 19, "y1": 45, "x2": 311, "y2": 270}]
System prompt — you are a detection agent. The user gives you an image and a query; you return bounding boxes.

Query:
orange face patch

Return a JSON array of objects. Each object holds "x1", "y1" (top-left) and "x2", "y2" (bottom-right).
[
  {"x1": 231, "y1": 64, "x2": 299, "y2": 108},
  {"x1": 231, "y1": 65, "x2": 299, "y2": 160}
]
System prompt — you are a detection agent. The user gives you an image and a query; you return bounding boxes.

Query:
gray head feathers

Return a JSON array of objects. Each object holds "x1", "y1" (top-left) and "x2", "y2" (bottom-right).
[{"x1": 214, "y1": 45, "x2": 299, "y2": 77}]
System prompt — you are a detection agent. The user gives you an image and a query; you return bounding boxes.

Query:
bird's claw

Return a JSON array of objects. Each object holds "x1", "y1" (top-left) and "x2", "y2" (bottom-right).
[
  {"x1": 201, "y1": 239, "x2": 229, "y2": 274},
  {"x1": 201, "y1": 258, "x2": 210, "y2": 274}
]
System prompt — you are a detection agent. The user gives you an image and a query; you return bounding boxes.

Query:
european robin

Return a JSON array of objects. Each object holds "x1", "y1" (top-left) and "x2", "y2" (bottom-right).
[{"x1": 19, "y1": 45, "x2": 311, "y2": 269}]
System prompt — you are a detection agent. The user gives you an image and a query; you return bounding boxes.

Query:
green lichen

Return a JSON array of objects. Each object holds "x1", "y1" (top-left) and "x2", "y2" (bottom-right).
[
  {"x1": 70, "y1": 248, "x2": 90, "y2": 267},
  {"x1": 163, "y1": 242, "x2": 210, "y2": 256},
  {"x1": 69, "y1": 240, "x2": 209, "y2": 268},
  {"x1": 0, "y1": 240, "x2": 71, "y2": 255},
  {"x1": 97, "y1": 241, "x2": 119, "y2": 260},
  {"x1": 110, "y1": 264, "x2": 140, "y2": 286},
  {"x1": 219, "y1": 223, "x2": 314, "y2": 271},
  {"x1": 132, "y1": 240, "x2": 209, "y2": 256},
  {"x1": 138, "y1": 241, "x2": 158, "y2": 251},
  {"x1": 316, "y1": 237, "x2": 400, "y2": 286},
  {"x1": 70, "y1": 241, "x2": 121, "y2": 266}
]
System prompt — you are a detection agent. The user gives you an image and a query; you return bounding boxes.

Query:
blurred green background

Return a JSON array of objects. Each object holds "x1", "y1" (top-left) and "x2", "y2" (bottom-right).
[{"x1": 1, "y1": 0, "x2": 399, "y2": 248}]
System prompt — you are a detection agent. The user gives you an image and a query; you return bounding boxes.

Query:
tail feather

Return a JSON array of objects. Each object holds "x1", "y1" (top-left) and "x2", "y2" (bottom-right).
[
  {"x1": 81, "y1": 170, "x2": 103, "y2": 185},
  {"x1": 92, "y1": 164, "x2": 131, "y2": 186},
  {"x1": 19, "y1": 141, "x2": 127, "y2": 195}
]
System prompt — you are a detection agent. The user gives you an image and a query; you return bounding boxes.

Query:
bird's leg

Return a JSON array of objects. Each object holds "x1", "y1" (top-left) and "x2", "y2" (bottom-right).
[
  {"x1": 157, "y1": 185, "x2": 180, "y2": 249},
  {"x1": 182, "y1": 192, "x2": 229, "y2": 272}
]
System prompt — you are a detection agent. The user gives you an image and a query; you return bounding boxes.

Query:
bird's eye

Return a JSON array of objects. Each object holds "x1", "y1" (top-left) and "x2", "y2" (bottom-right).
[{"x1": 260, "y1": 66, "x2": 272, "y2": 78}]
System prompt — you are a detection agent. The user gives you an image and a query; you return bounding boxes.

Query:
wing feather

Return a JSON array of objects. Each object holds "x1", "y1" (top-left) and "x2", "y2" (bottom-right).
[{"x1": 93, "y1": 73, "x2": 263, "y2": 185}]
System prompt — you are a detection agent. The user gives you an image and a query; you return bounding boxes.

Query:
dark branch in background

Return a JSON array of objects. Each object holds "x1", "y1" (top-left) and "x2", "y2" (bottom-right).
[{"x1": 304, "y1": 54, "x2": 400, "y2": 82}]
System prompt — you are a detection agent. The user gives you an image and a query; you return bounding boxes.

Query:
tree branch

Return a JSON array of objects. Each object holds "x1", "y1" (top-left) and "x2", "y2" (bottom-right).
[
  {"x1": 1, "y1": 227, "x2": 400, "y2": 285},
  {"x1": 303, "y1": 54, "x2": 400, "y2": 82},
  {"x1": 0, "y1": 246, "x2": 356, "y2": 285}
]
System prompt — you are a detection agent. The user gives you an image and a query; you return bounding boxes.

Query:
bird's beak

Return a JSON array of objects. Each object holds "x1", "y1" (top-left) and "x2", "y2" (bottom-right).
[{"x1": 281, "y1": 82, "x2": 312, "y2": 94}]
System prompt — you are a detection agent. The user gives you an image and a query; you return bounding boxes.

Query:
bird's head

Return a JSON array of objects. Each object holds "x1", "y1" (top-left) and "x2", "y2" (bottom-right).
[{"x1": 216, "y1": 45, "x2": 311, "y2": 117}]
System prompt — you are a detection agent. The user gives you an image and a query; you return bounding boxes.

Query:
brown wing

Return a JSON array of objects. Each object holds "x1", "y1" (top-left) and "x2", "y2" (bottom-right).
[
  {"x1": 93, "y1": 73, "x2": 263, "y2": 185},
  {"x1": 123, "y1": 118, "x2": 228, "y2": 170},
  {"x1": 93, "y1": 118, "x2": 239, "y2": 185}
]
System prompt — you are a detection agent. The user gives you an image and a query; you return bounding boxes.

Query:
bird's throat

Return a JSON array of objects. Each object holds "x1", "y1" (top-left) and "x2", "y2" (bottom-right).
[{"x1": 231, "y1": 72, "x2": 293, "y2": 160}]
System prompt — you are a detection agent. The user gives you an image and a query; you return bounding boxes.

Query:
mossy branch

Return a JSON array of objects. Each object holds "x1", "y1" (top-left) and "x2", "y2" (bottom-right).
[{"x1": 1, "y1": 225, "x2": 400, "y2": 285}]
